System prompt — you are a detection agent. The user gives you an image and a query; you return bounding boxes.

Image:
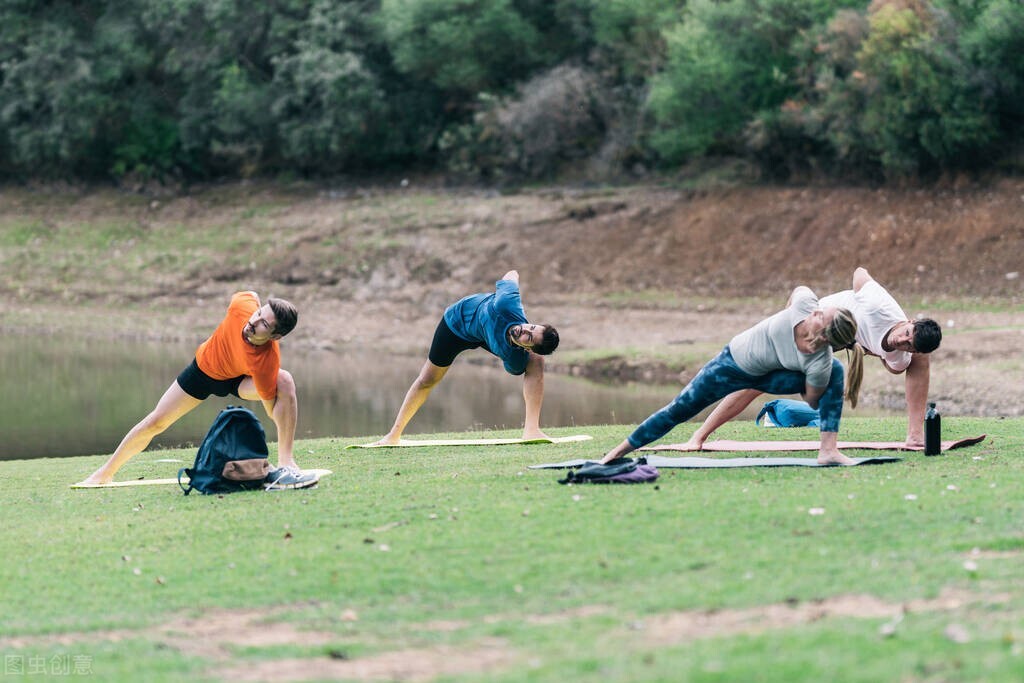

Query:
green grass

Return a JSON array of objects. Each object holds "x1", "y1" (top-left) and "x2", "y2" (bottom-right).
[{"x1": 2, "y1": 418, "x2": 1022, "y2": 681}]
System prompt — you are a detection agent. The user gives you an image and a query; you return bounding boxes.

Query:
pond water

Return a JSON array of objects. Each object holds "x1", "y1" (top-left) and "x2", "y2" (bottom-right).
[{"x1": 1, "y1": 334, "x2": 714, "y2": 461}]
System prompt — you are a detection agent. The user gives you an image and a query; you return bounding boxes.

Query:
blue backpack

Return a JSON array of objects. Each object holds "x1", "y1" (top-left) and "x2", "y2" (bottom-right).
[
  {"x1": 756, "y1": 399, "x2": 820, "y2": 428},
  {"x1": 178, "y1": 406, "x2": 271, "y2": 495}
]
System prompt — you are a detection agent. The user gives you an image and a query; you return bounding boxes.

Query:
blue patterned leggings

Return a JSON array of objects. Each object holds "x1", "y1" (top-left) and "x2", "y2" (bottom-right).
[{"x1": 627, "y1": 346, "x2": 845, "y2": 449}]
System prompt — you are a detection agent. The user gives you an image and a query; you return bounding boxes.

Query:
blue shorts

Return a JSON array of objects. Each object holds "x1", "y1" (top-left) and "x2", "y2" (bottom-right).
[{"x1": 176, "y1": 358, "x2": 244, "y2": 400}]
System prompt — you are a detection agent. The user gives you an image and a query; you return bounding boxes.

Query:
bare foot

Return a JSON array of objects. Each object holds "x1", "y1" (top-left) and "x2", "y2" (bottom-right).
[
  {"x1": 77, "y1": 473, "x2": 112, "y2": 486},
  {"x1": 817, "y1": 449, "x2": 855, "y2": 466},
  {"x1": 904, "y1": 437, "x2": 925, "y2": 449},
  {"x1": 373, "y1": 434, "x2": 402, "y2": 446},
  {"x1": 522, "y1": 430, "x2": 550, "y2": 441},
  {"x1": 677, "y1": 435, "x2": 705, "y2": 452}
]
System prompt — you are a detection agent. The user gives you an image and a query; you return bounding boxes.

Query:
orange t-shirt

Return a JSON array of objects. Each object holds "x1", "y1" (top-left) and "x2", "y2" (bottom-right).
[{"x1": 195, "y1": 292, "x2": 280, "y2": 400}]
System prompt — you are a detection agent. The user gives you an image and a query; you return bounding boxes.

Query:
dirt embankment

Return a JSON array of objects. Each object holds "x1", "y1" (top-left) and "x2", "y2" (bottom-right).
[
  {"x1": 284, "y1": 180, "x2": 1024, "y2": 418},
  {"x1": 3, "y1": 179, "x2": 1023, "y2": 416}
]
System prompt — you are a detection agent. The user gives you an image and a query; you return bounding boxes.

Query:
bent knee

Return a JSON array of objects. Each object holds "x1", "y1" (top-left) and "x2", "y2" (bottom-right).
[
  {"x1": 415, "y1": 369, "x2": 446, "y2": 390},
  {"x1": 276, "y1": 368, "x2": 296, "y2": 393}
]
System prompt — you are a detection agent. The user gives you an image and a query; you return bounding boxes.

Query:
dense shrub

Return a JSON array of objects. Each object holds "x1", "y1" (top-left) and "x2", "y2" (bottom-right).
[
  {"x1": 958, "y1": 0, "x2": 1024, "y2": 152},
  {"x1": 646, "y1": 0, "x2": 855, "y2": 166},
  {"x1": 856, "y1": 0, "x2": 995, "y2": 176},
  {"x1": 746, "y1": 0, "x2": 1001, "y2": 179},
  {"x1": 441, "y1": 65, "x2": 609, "y2": 179},
  {"x1": 0, "y1": 15, "x2": 112, "y2": 177}
]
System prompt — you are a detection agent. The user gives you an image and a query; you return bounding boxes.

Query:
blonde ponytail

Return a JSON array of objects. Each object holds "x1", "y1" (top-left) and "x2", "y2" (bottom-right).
[
  {"x1": 823, "y1": 308, "x2": 861, "y2": 407},
  {"x1": 845, "y1": 343, "x2": 864, "y2": 408}
]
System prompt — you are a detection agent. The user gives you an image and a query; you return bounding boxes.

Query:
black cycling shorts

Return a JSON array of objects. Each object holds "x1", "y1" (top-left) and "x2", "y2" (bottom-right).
[
  {"x1": 176, "y1": 358, "x2": 245, "y2": 400},
  {"x1": 427, "y1": 318, "x2": 488, "y2": 367}
]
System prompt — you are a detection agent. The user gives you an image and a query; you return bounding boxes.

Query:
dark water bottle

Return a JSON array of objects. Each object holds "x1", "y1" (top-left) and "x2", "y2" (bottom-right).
[{"x1": 924, "y1": 402, "x2": 941, "y2": 456}]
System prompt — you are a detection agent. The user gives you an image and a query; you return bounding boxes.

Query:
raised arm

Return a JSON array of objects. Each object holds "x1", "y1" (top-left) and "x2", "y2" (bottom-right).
[{"x1": 852, "y1": 267, "x2": 872, "y2": 293}]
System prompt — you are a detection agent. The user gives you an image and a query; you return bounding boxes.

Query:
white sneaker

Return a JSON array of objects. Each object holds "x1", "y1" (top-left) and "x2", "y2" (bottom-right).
[{"x1": 264, "y1": 466, "x2": 319, "y2": 491}]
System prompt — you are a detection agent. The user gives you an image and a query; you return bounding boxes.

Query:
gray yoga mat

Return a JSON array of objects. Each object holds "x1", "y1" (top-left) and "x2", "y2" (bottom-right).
[{"x1": 529, "y1": 455, "x2": 901, "y2": 469}]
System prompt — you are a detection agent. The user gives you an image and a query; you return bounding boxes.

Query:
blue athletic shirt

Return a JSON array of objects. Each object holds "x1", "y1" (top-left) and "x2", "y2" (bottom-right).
[{"x1": 443, "y1": 279, "x2": 530, "y2": 375}]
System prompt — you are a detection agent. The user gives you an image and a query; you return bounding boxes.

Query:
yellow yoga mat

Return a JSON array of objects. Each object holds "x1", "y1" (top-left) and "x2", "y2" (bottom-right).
[
  {"x1": 346, "y1": 434, "x2": 593, "y2": 449},
  {"x1": 70, "y1": 468, "x2": 334, "y2": 489}
]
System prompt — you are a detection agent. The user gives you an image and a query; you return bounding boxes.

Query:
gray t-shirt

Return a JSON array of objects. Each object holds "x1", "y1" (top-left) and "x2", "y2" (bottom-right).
[
  {"x1": 820, "y1": 280, "x2": 911, "y2": 372},
  {"x1": 729, "y1": 286, "x2": 833, "y2": 387}
]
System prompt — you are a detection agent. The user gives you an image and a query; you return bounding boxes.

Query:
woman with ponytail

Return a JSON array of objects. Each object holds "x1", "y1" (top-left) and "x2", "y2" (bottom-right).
[
  {"x1": 683, "y1": 267, "x2": 939, "y2": 450},
  {"x1": 599, "y1": 286, "x2": 858, "y2": 466}
]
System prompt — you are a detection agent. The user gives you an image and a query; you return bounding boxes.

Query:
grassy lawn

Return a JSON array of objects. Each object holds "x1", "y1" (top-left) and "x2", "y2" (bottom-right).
[{"x1": 1, "y1": 417, "x2": 1021, "y2": 682}]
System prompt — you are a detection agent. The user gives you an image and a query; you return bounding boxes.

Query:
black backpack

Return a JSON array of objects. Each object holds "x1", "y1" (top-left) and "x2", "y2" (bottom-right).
[
  {"x1": 558, "y1": 457, "x2": 660, "y2": 485},
  {"x1": 178, "y1": 406, "x2": 271, "y2": 495}
]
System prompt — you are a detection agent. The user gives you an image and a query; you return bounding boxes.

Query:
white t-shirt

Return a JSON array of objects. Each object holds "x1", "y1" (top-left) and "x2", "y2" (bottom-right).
[
  {"x1": 729, "y1": 286, "x2": 833, "y2": 387},
  {"x1": 820, "y1": 280, "x2": 912, "y2": 372}
]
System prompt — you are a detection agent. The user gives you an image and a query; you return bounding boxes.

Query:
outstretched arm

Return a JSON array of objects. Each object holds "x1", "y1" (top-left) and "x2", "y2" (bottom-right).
[
  {"x1": 903, "y1": 353, "x2": 930, "y2": 447},
  {"x1": 600, "y1": 439, "x2": 637, "y2": 464},
  {"x1": 521, "y1": 353, "x2": 548, "y2": 440},
  {"x1": 852, "y1": 267, "x2": 872, "y2": 292}
]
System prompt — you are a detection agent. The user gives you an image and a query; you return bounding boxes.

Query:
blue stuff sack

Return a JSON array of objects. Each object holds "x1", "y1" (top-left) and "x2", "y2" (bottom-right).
[
  {"x1": 756, "y1": 399, "x2": 820, "y2": 428},
  {"x1": 178, "y1": 406, "x2": 271, "y2": 495}
]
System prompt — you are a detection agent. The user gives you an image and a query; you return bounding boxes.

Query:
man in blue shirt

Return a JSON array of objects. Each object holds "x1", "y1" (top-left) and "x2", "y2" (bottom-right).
[{"x1": 375, "y1": 270, "x2": 559, "y2": 444}]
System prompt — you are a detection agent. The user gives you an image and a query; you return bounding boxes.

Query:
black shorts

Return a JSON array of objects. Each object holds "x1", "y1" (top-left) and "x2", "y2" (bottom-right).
[
  {"x1": 428, "y1": 318, "x2": 488, "y2": 367},
  {"x1": 176, "y1": 358, "x2": 245, "y2": 400}
]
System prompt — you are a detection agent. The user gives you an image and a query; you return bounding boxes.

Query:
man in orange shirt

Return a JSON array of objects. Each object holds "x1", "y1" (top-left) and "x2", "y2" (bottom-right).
[{"x1": 79, "y1": 292, "x2": 306, "y2": 487}]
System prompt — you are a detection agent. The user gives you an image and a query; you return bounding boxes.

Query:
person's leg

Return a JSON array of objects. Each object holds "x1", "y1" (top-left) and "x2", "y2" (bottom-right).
[
  {"x1": 903, "y1": 353, "x2": 930, "y2": 447},
  {"x1": 744, "y1": 362, "x2": 852, "y2": 464},
  {"x1": 813, "y1": 359, "x2": 853, "y2": 465},
  {"x1": 238, "y1": 369, "x2": 298, "y2": 469},
  {"x1": 376, "y1": 361, "x2": 450, "y2": 445},
  {"x1": 80, "y1": 382, "x2": 202, "y2": 484},
  {"x1": 522, "y1": 353, "x2": 547, "y2": 440},
  {"x1": 607, "y1": 349, "x2": 750, "y2": 461},
  {"x1": 683, "y1": 388, "x2": 763, "y2": 450}
]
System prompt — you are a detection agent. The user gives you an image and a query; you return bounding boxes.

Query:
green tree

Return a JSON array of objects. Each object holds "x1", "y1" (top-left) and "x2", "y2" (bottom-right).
[
  {"x1": 0, "y1": 4, "x2": 116, "y2": 177},
  {"x1": 587, "y1": 0, "x2": 681, "y2": 81},
  {"x1": 379, "y1": 0, "x2": 545, "y2": 97},
  {"x1": 646, "y1": 0, "x2": 853, "y2": 165},
  {"x1": 856, "y1": 0, "x2": 995, "y2": 176},
  {"x1": 959, "y1": 0, "x2": 1024, "y2": 138}
]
